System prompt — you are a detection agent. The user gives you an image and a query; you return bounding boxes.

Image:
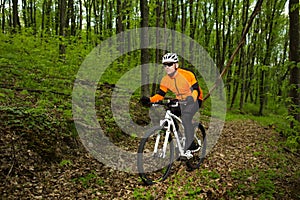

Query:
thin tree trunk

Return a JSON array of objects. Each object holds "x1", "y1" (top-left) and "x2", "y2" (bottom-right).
[
  {"x1": 188, "y1": 0, "x2": 194, "y2": 62},
  {"x1": 238, "y1": 0, "x2": 249, "y2": 111},
  {"x1": 289, "y1": 0, "x2": 300, "y2": 126},
  {"x1": 181, "y1": 0, "x2": 186, "y2": 67},
  {"x1": 239, "y1": 48, "x2": 246, "y2": 111},
  {"x1": 1, "y1": 0, "x2": 6, "y2": 33},
  {"x1": 259, "y1": 0, "x2": 277, "y2": 116},
  {"x1": 116, "y1": 0, "x2": 123, "y2": 34},
  {"x1": 22, "y1": 0, "x2": 28, "y2": 28},
  {"x1": 116, "y1": 0, "x2": 124, "y2": 53},
  {"x1": 125, "y1": 0, "x2": 131, "y2": 51},
  {"x1": 152, "y1": 0, "x2": 162, "y2": 96},
  {"x1": 8, "y1": 0, "x2": 11, "y2": 28},
  {"x1": 79, "y1": 0, "x2": 83, "y2": 33},
  {"x1": 55, "y1": 0, "x2": 59, "y2": 35},
  {"x1": 45, "y1": 0, "x2": 52, "y2": 35},
  {"x1": 70, "y1": 0, "x2": 76, "y2": 36},
  {"x1": 41, "y1": 0, "x2": 45, "y2": 37},
  {"x1": 107, "y1": 0, "x2": 113, "y2": 37},
  {"x1": 59, "y1": 0, "x2": 66, "y2": 59},
  {"x1": 140, "y1": 0, "x2": 150, "y2": 96},
  {"x1": 12, "y1": 0, "x2": 20, "y2": 32},
  {"x1": 85, "y1": 0, "x2": 92, "y2": 43},
  {"x1": 99, "y1": 0, "x2": 104, "y2": 40},
  {"x1": 230, "y1": 64, "x2": 241, "y2": 109}
]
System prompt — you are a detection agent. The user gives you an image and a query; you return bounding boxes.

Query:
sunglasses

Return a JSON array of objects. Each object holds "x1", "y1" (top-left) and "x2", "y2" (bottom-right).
[{"x1": 163, "y1": 63, "x2": 174, "y2": 67}]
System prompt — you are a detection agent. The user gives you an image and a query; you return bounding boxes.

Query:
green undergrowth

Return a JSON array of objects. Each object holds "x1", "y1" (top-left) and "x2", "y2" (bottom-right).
[{"x1": 226, "y1": 103, "x2": 300, "y2": 152}]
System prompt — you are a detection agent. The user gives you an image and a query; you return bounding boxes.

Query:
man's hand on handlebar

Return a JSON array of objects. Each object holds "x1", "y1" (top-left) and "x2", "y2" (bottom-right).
[{"x1": 140, "y1": 96, "x2": 150, "y2": 106}]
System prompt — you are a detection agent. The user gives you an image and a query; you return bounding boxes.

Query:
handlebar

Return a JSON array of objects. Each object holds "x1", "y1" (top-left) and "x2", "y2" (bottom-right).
[{"x1": 151, "y1": 99, "x2": 187, "y2": 108}]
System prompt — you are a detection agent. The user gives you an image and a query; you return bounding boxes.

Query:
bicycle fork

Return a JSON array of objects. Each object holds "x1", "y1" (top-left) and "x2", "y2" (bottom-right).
[{"x1": 153, "y1": 130, "x2": 171, "y2": 158}]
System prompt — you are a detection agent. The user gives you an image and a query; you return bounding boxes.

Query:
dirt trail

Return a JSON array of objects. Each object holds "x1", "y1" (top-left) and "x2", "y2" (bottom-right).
[{"x1": 1, "y1": 120, "x2": 299, "y2": 199}]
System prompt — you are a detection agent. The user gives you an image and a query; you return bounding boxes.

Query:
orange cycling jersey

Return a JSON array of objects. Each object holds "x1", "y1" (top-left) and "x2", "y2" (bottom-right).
[{"x1": 150, "y1": 68, "x2": 203, "y2": 103}]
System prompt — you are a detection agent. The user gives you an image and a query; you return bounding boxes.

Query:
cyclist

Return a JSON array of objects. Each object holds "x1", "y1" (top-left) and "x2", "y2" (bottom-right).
[{"x1": 140, "y1": 52, "x2": 203, "y2": 159}]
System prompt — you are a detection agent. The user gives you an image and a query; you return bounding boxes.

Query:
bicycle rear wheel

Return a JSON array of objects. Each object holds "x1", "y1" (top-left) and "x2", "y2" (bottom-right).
[
  {"x1": 137, "y1": 126, "x2": 175, "y2": 185},
  {"x1": 186, "y1": 122, "x2": 206, "y2": 170}
]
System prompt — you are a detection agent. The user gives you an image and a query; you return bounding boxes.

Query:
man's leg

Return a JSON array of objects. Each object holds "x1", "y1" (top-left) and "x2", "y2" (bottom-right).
[
  {"x1": 181, "y1": 112, "x2": 193, "y2": 151},
  {"x1": 181, "y1": 101, "x2": 200, "y2": 151}
]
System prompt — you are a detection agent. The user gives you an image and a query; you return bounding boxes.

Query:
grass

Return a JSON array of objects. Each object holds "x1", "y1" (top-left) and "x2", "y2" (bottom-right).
[
  {"x1": 228, "y1": 169, "x2": 280, "y2": 199},
  {"x1": 226, "y1": 102, "x2": 300, "y2": 151}
]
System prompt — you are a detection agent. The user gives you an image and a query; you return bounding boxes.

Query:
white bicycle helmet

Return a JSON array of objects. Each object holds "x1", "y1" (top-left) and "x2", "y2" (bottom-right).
[{"x1": 162, "y1": 53, "x2": 179, "y2": 64}]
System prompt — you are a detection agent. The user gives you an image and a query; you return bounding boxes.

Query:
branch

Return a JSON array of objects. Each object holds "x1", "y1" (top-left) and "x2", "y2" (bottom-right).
[{"x1": 203, "y1": 0, "x2": 264, "y2": 101}]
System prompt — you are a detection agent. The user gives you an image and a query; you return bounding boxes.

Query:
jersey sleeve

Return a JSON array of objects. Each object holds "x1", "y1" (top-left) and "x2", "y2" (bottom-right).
[
  {"x1": 188, "y1": 71, "x2": 203, "y2": 101},
  {"x1": 189, "y1": 72, "x2": 199, "y2": 101},
  {"x1": 150, "y1": 78, "x2": 168, "y2": 102},
  {"x1": 150, "y1": 87, "x2": 167, "y2": 102}
]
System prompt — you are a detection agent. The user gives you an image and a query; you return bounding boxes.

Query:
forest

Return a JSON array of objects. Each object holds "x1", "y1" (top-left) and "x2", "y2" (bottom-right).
[{"x1": 0, "y1": 0, "x2": 299, "y2": 199}]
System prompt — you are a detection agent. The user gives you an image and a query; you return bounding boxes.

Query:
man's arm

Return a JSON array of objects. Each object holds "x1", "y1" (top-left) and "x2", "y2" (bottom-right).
[{"x1": 150, "y1": 87, "x2": 167, "y2": 102}]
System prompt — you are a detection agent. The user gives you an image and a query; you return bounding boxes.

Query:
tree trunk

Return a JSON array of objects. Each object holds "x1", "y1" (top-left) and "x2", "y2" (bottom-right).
[
  {"x1": 1, "y1": 0, "x2": 6, "y2": 33},
  {"x1": 106, "y1": 1, "x2": 113, "y2": 37},
  {"x1": 116, "y1": 0, "x2": 124, "y2": 34},
  {"x1": 258, "y1": 69, "x2": 265, "y2": 115},
  {"x1": 85, "y1": 0, "x2": 92, "y2": 42},
  {"x1": 180, "y1": 0, "x2": 186, "y2": 67},
  {"x1": 79, "y1": 0, "x2": 83, "y2": 33},
  {"x1": 12, "y1": 0, "x2": 20, "y2": 32},
  {"x1": 59, "y1": 0, "x2": 66, "y2": 59},
  {"x1": 66, "y1": 0, "x2": 75, "y2": 36},
  {"x1": 152, "y1": 0, "x2": 162, "y2": 96},
  {"x1": 22, "y1": 0, "x2": 28, "y2": 28},
  {"x1": 203, "y1": 1, "x2": 213, "y2": 49},
  {"x1": 125, "y1": 0, "x2": 131, "y2": 51},
  {"x1": 116, "y1": 0, "x2": 124, "y2": 53},
  {"x1": 238, "y1": 0, "x2": 249, "y2": 111},
  {"x1": 289, "y1": 0, "x2": 300, "y2": 126},
  {"x1": 230, "y1": 64, "x2": 241, "y2": 109},
  {"x1": 170, "y1": 1, "x2": 177, "y2": 51},
  {"x1": 189, "y1": 0, "x2": 199, "y2": 62},
  {"x1": 140, "y1": 0, "x2": 150, "y2": 96},
  {"x1": 55, "y1": 0, "x2": 59, "y2": 35},
  {"x1": 239, "y1": 48, "x2": 246, "y2": 111},
  {"x1": 259, "y1": 0, "x2": 277, "y2": 115}
]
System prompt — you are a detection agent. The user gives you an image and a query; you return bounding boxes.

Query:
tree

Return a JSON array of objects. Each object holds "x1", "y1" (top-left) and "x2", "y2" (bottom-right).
[
  {"x1": 1, "y1": 0, "x2": 6, "y2": 33},
  {"x1": 140, "y1": 0, "x2": 150, "y2": 96},
  {"x1": 59, "y1": 0, "x2": 66, "y2": 59},
  {"x1": 12, "y1": 0, "x2": 20, "y2": 32},
  {"x1": 151, "y1": 0, "x2": 162, "y2": 95},
  {"x1": 116, "y1": 0, "x2": 124, "y2": 34},
  {"x1": 289, "y1": 0, "x2": 300, "y2": 126}
]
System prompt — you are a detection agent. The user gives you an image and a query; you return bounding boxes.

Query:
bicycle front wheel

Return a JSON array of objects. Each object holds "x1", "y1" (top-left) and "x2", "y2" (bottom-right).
[
  {"x1": 186, "y1": 122, "x2": 207, "y2": 170},
  {"x1": 137, "y1": 126, "x2": 175, "y2": 185}
]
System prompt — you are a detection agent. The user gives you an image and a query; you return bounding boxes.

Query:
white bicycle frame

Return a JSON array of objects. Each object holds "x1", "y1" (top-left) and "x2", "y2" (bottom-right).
[{"x1": 152, "y1": 103, "x2": 186, "y2": 158}]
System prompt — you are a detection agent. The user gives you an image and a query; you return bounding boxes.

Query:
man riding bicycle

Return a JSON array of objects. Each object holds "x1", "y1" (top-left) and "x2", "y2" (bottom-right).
[{"x1": 141, "y1": 52, "x2": 203, "y2": 159}]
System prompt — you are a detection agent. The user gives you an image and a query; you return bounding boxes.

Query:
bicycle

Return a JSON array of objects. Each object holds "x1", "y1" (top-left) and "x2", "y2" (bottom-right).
[{"x1": 137, "y1": 99, "x2": 207, "y2": 185}]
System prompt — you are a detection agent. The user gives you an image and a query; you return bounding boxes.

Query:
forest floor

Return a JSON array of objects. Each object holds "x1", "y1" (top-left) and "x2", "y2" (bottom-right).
[{"x1": 1, "y1": 118, "x2": 299, "y2": 199}]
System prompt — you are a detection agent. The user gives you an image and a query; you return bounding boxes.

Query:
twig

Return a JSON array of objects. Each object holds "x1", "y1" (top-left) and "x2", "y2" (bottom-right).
[
  {"x1": 283, "y1": 147, "x2": 300, "y2": 157},
  {"x1": 7, "y1": 131, "x2": 17, "y2": 177}
]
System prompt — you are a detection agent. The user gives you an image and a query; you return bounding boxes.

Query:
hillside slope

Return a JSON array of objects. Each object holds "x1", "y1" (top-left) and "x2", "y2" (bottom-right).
[{"x1": 1, "y1": 119, "x2": 299, "y2": 199}]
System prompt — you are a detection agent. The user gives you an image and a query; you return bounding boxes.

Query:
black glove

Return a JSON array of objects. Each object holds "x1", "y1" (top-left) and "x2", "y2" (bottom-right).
[
  {"x1": 186, "y1": 96, "x2": 195, "y2": 104},
  {"x1": 140, "y1": 96, "x2": 150, "y2": 106}
]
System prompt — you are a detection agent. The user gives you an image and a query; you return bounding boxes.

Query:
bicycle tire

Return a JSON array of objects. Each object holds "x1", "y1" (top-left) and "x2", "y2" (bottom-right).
[
  {"x1": 186, "y1": 122, "x2": 207, "y2": 170},
  {"x1": 137, "y1": 125, "x2": 175, "y2": 185}
]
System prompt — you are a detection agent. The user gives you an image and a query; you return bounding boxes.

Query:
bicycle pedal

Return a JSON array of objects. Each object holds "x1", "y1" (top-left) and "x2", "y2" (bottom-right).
[{"x1": 179, "y1": 152, "x2": 193, "y2": 160}]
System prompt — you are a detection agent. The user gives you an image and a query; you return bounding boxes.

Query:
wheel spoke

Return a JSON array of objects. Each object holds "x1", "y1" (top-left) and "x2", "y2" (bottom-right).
[{"x1": 137, "y1": 126, "x2": 175, "y2": 185}]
